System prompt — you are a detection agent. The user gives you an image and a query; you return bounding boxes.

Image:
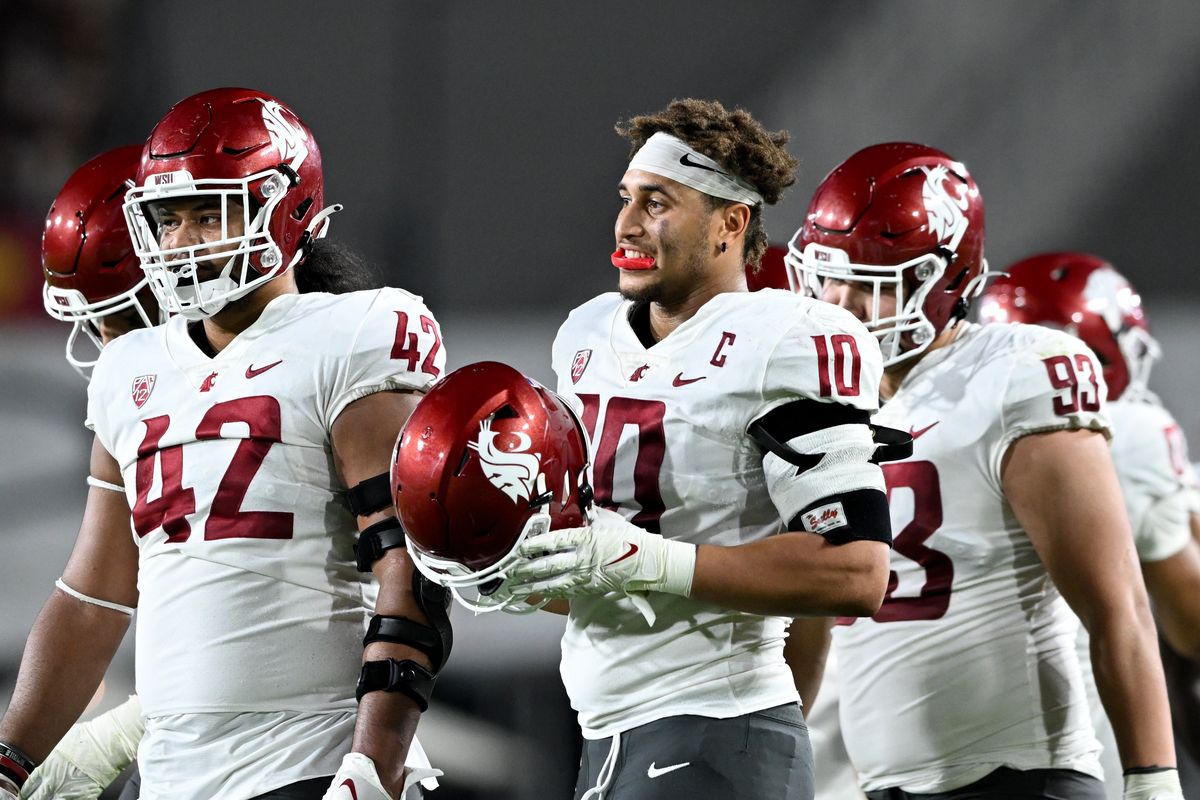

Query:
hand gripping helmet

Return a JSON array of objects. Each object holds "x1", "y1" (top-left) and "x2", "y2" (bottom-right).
[
  {"x1": 43, "y1": 144, "x2": 162, "y2": 379},
  {"x1": 122, "y1": 87, "x2": 339, "y2": 319},
  {"x1": 786, "y1": 142, "x2": 989, "y2": 366},
  {"x1": 391, "y1": 361, "x2": 593, "y2": 611},
  {"x1": 979, "y1": 252, "x2": 1159, "y2": 401}
]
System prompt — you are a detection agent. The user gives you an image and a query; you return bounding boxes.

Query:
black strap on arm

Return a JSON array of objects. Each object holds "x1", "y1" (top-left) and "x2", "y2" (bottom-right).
[
  {"x1": 355, "y1": 517, "x2": 408, "y2": 572},
  {"x1": 356, "y1": 659, "x2": 436, "y2": 710},
  {"x1": 748, "y1": 398, "x2": 914, "y2": 468},
  {"x1": 787, "y1": 488, "x2": 893, "y2": 546},
  {"x1": 364, "y1": 614, "x2": 449, "y2": 673},
  {"x1": 870, "y1": 424, "x2": 914, "y2": 464},
  {"x1": 412, "y1": 570, "x2": 453, "y2": 669},
  {"x1": 749, "y1": 398, "x2": 870, "y2": 471},
  {"x1": 345, "y1": 472, "x2": 392, "y2": 517}
]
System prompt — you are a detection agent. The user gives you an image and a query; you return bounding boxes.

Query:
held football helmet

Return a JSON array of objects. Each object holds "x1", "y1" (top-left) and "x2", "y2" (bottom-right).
[
  {"x1": 123, "y1": 87, "x2": 339, "y2": 320},
  {"x1": 43, "y1": 144, "x2": 162, "y2": 379},
  {"x1": 786, "y1": 142, "x2": 989, "y2": 366},
  {"x1": 979, "y1": 252, "x2": 1160, "y2": 401},
  {"x1": 391, "y1": 361, "x2": 593, "y2": 612}
]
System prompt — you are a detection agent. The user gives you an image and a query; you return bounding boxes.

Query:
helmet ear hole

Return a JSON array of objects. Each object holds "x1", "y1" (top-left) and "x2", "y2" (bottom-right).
[
  {"x1": 291, "y1": 197, "x2": 313, "y2": 221},
  {"x1": 491, "y1": 404, "x2": 519, "y2": 420}
]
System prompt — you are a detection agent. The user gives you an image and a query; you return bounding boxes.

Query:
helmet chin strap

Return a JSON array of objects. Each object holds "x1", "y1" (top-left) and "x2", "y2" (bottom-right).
[{"x1": 291, "y1": 203, "x2": 343, "y2": 266}]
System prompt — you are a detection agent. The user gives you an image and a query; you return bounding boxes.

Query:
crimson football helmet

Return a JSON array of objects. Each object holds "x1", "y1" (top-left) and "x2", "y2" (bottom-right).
[
  {"x1": 43, "y1": 144, "x2": 163, "y2": 379},
  {"x1": 786, "y1": 142, "x2": 989, "y2": 366},
  {"x1": 123, "y1": 87, "x2": 339, "y2": 319},
  {"x1": 979, "y1": 252, "x2": 1159, "y2": 401},
  {"x1": 391, "y1": 361, "x2": 593, "y2": 611},
  {"x1": 745, "y1": 243, "x2": 789, "y2": 292}
]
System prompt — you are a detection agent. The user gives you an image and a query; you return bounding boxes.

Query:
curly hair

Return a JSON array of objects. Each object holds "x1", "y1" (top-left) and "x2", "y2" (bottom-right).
[{"x1": 616, "y1": 98, "x2": 798, "y2": 268}]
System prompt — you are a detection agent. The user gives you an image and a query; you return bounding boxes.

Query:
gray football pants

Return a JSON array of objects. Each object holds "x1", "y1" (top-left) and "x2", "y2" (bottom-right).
[{"x1": 575, "y1": 703, "x2": 814, "y2": 799}]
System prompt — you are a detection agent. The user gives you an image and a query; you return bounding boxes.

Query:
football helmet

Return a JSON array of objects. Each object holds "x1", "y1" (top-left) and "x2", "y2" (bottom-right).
[
  {"x1": 42, "y1": 144, "x2": 161, "y2": 379},
  {"x1": 391, "y1": 361, "x2": 593, "y2": 612},
  {"x1": 786, "y1": 142, "x2": 989, "y2": 366},
  {"x1": 123, "y1": 87, "x2": 339, "y2": 319},
  {"x1": 979, "y1": 252, "x2": 1159, "y2": 400}
]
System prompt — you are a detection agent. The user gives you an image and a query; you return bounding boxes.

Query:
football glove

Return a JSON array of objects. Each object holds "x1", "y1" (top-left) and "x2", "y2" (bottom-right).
[
  {"x1": 1123, "y1": 768, "x2": 1184, "y2": 800},
  {"x1": 322, "y1": 753, "x2": 442, "y2": 800},
  {"x1": 21, "y1": 695, "x2": 143, "y2": 800},
  {"x1": 504, "y1": 507, "x2": 696, "y2": 617}
]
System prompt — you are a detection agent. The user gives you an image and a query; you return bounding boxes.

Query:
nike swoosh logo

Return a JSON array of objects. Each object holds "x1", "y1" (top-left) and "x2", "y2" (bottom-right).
[
  {"x1": 245, "y1": 360, "x2": 283, "y2": 379},
  {"x1": 909, "y1": 421, "x2": 940, "y2": 440},
  {"x1": 604, "y1": 542, "x2": 639, "y2": 566},
  {"x1": 647, "y1": 761, "x2": 691, "y2": 778},
  {"x1": 679, "y1": 153, "x2": 728, "y2": 176},
  {"x1": 340, "y1": 778, "x2": 358, "y2": 800},
  {"x1": 672, "y1": 372, "x2": 706, "y2": 387}
]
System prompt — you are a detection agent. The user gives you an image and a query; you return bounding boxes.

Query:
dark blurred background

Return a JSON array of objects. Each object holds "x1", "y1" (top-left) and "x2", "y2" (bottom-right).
[{"x1": 2, "y1": 2, "x2": 1199, "y2": 798}]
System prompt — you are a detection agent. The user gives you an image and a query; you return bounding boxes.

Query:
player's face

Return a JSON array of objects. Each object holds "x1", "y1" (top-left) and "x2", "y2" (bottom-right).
[
  {"x1": 820, "y1": 277, "x2": 897, "y2": 327},
  {"x1": 149, "y1": 196, "x2": 246, "y2": 278},
  {"x1": 615, "y1": 169, "x2": 716, "y2": 305}
]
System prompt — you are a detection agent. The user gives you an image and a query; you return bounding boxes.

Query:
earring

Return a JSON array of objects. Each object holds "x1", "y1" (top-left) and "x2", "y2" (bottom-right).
[{"x1": 720, "y1": 242, "x2": 727, "y2": 253}]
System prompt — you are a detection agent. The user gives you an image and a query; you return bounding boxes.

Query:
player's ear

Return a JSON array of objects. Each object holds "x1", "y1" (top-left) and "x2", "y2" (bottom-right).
[{"x1": 719, "y1": 202, "x2": 751, "y2": 241}]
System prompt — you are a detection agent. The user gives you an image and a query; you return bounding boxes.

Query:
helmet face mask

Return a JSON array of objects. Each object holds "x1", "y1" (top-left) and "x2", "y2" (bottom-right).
[
  {"x1": 42, "y1": 144, "x2": 163, "y2": 379},
  {"x1": 45, "y1": 285, "x2": 159, "y2": 377},
  {"x1": 126, "y1": 177, "x2": 289, "y2": 320},
  {"x1": 408, "y1": 511, "x2": 555, "y2": 614},
  {"x1": 786, "y1": 144, "x2": 988, "y2": 368},
  {"x1": 788, "y1": 239, "x2": 949, "y2": 364},
  {"x1": 123, "y1": 89, "x2": 336, "y2": 321}
]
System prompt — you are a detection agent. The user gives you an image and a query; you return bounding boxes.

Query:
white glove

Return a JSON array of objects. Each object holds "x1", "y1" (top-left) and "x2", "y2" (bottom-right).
[
  {"x1": 1123, "y1": 768, "x2": 1184, "y2": 800},
  {"x1": 21, "y1": 695, "x2": 144, "y2": 800},
  {"x1": 504, "y1": 507, "x2": 696, "y2": 620},
  {"x1": 322, "y1": 753, "x2": 443, "y2": 800}
]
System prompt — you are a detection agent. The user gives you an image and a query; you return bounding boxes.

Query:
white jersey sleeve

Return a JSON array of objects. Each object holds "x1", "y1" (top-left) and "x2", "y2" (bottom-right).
[
  {"x1": 324, "y1": 287, "x2": 445, "y2": 428},
  {"x1": 755, "y1": 303, "x2": 885, "y2": 531},
  {"x1": 991, "y1": 327, "x2": 1110, "y2": 483},
  {"x1": 1109, "y1": 397, "x2": 1195, "y2": 562},
  {"x1": 757, "y1": 300, "x2": 883, "y2": 419}
]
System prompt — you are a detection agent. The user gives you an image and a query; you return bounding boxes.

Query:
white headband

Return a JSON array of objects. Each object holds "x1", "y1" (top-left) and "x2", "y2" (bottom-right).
[{"x1": 628, "y1": 132, "x2": 764, "y2": 206}]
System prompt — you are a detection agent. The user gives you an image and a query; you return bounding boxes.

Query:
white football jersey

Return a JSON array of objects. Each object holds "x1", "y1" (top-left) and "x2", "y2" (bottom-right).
[
  {"x1": 86, "y1": 288, "x2": 445, "y2": 796},
  {"x1": 808, "y1": 648, "x2": 867, "y2": 800},
  {"x1": 1080, "y1": 391, "x2": 1197, "y2": 799},
  {"x1": 551, "y1": 289, "x2": 882, "y2": 739},
  {"x1": 1109, "y1": 393, "x2": 1198, "y2": 561},
  {"x1": 833, "y1": 322, "x2": 1107, "y2": 793}
]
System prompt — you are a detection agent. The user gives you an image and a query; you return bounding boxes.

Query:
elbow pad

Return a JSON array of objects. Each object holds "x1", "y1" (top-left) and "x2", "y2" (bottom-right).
[{"x1": 761, "y1": 424, "x2": 890, "y2": 545}]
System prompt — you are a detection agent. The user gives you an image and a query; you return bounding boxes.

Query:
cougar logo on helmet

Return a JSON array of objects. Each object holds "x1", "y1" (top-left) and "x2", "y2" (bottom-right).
[
  {"x1": 261, "y1": 100, "x2": 309, "y2": 170},
  {"x1": 1082, "y1": 266, "x2": 1133, "y2": 332},
  {"x1": 469, "y1": 420, "x2": 542, "y2": 504},
  {"x1": 922, "y1": 165, "x2": 968, "y2": 245}
]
